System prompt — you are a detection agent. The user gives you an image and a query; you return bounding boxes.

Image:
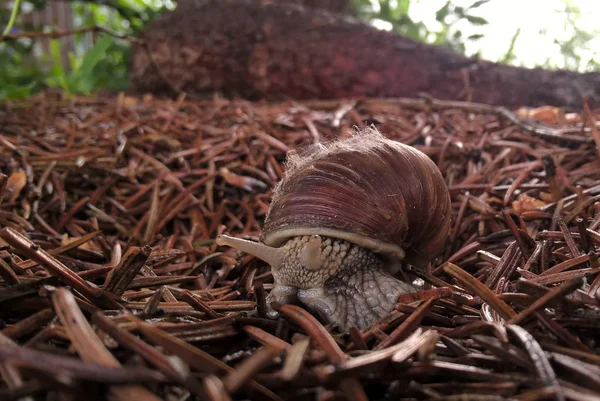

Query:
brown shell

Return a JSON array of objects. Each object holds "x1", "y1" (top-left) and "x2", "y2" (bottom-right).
[{"x1": 260, "y1": 128, "x2": 452, "y2": 267}]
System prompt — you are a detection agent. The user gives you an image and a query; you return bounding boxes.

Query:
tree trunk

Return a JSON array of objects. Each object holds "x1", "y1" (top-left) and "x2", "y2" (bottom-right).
[
  {"x1": 272, "y1": 0, "x2": 352, "y2": 13},
  {"x1": 130, "y1": 0, "x2": 600, "y2": 109}
]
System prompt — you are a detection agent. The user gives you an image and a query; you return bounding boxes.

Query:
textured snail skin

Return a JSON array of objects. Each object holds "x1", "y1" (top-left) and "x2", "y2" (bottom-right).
[
  {"x1": 266, "y1": 235, "x2": 415, "y2": 331},
  {"x1": 217, "y1": 127, "x2": 451, "y2": 331}
]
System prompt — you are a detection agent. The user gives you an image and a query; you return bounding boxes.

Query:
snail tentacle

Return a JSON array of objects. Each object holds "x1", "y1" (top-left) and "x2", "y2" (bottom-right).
[
  {"x1": 215, "y1": 234, "x2": 284, "y2": 269},
  {"x1": 299, "y1": 234, "x2": 326, "y2": 270}
]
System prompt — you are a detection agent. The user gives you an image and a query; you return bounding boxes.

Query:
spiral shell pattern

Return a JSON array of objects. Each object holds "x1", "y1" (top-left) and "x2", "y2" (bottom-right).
[{"x1": 261, "y1": 127, "x2": 452, "y2": 268}]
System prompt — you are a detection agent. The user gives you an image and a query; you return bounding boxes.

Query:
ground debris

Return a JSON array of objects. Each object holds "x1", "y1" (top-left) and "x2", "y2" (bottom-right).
[{"x1": 1, "y1": 91, "x2": 600, "y2": 400}]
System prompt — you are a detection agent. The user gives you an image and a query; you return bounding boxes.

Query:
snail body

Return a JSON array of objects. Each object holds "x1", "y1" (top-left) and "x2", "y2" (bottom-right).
[{"x1": 217, "y1": 128, "x2": 451, "y2": 331}]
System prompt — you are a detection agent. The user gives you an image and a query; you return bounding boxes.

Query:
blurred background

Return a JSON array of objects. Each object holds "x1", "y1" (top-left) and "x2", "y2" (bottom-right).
[{"x1": 1, "y1": 0, "x2": 598, "y2": 101}]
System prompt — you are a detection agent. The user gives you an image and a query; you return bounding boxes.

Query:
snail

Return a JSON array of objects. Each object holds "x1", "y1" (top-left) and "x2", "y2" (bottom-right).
[{"x1": 216, "y1": 127, "x2": 452, "y2": 331}]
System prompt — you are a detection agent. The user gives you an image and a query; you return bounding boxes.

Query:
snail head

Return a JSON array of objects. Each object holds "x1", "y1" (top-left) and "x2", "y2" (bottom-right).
[{"x1": 216, "y1": 233, "x2": 414, "y2": 331}]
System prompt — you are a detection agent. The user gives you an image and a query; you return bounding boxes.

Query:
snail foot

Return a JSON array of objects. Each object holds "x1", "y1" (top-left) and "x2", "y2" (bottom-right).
[
  {"x1": 265, "y1": 284, "x2": 299, "y2": 319},
  {"x1": 297, "y1": 267, "x2": 416, "y2": 332}
]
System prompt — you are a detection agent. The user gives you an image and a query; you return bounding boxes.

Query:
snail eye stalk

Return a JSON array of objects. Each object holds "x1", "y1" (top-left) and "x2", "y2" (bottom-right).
[
  {"x1": 299, "y1": 234, "x2": 325, "y2": 270},
  {"x1": 216, "y1": 234, "x2": 284, "y2": 270}
]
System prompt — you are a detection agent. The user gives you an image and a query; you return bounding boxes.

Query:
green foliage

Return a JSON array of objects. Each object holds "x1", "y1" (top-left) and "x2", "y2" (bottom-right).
[
  {"x1": 0, "y1": 0, "x2": 172, "y2": 101},
  {"x1": 44, "y1": 34, "x2": 116, "y2": 95},
  {"x1": 551, "y1": 1, "x2": 599, "y2": 72},
  {"x1": 0, "y1": 38, "x2": 39, "y2": 100},
  {"x1": 351, "y1": 0, "x2": 598, "y2": 73},
  {"x1": 499, "y1": 28, "x2": 521, "y2": 65},
  {"x1": 352, "y1": 0, "x2": 490, "y2": 55}
]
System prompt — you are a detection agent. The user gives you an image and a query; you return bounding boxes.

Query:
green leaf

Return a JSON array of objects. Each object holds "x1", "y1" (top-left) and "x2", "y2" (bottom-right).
[
  {"x1": 454, "y1": 6, "x2": 467, "y2": 18},
  {"x1": 469, "y1": 0, "x2": 491, "y2": 9},
  {"x1": 397, "y1": 0, "x2": 410, "y2": 14},
  {"x1": 468, "y1": 33, "x2": 484, "y2": 40},
  {"x1": 64, "y1": 34, "x2": 115, "y2": 95},
  {"x1": 68, "y1": 51, "x2": 79, "y2": 72},
  {"x1": 435, "y1": 1, "x2": 451, "y2": 22},
  {"x1": 465, "y1": 15, "x2": 489, "y2": 25},
  {"x1": 0, "y1": 81, "x2": 36, "y2": 100},
  {"x1": 78, "y1": 34, "x2": 114, "y2": 78},
  {"x1": 500, "y1": 27, "x2": 521, "y2": 64},
  {"x1": 47, "y1": 39, "x2": 70, "y2": 93}
]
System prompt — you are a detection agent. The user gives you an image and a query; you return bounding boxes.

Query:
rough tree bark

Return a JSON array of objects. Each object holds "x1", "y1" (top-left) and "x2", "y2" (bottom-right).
[
  {"x1": 173, "y1": 0, "x2": 353, "y2": 14},
  {"x1": 130, "y1": 0, "x2": 600, "y2": 109},
  {"x1": 272, "y1": 0, "x2": 352, "y2": 13}
]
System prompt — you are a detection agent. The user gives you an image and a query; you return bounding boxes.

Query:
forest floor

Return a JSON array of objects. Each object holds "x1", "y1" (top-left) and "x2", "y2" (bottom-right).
[{"x1": 1, "y1": 90, "x2": 600, "y2": 401}]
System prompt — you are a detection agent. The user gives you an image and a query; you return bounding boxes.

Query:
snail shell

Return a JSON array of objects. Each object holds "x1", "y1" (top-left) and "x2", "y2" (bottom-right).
[
  {"x1": 262, "y1": 128, "x2": 451, "y2": 268},
  {"x1": 217, "y1": 127, "x2": 451, "y2": 331}
]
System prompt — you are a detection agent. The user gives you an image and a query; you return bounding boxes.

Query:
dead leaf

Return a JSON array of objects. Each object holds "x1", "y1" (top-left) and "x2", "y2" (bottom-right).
[
  {"x1": 512, "y1": 193, "x2": 547, "y2": 215},
  {"x1": 539, "y1": 192, "x2": 554, "y2": 203},
  {"x1": 4, "y1": 170, "x2": 27, "y2": 203},
  {"x1": 517, "y1": 106, "x2": 564, "y2": 125}
]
